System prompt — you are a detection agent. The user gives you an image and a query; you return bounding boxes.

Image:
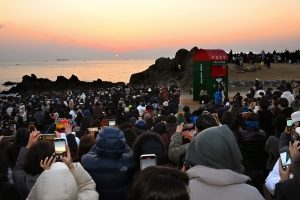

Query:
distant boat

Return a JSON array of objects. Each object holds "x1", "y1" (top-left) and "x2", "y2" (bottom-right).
[
  {"x1": 16, "y1": 64, "x2": 19, "y2": 65},
  {"x1": 44, "y1": 60, "x2": 48, "y2": 62},
  {"x1": 57, "y1": 59, "x2": 69, "y2": 61}
]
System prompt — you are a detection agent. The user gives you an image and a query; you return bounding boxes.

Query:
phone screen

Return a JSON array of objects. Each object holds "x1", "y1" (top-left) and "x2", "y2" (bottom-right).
[
  {"x1": 140, "y1": 154, "x2": 156, "y2": 170},
  {"x1": 108, "y1": 120, "x2": 116, "y2": 126},
  {"x1": 287, "y1": 119, "x2": 292, "y2": 127},
  {"x1": 280, "y1": 150, "x2": 292, "y2": 168},
  {"x1": 54, "y1": 139, "x2": 66, "y2": 155}
]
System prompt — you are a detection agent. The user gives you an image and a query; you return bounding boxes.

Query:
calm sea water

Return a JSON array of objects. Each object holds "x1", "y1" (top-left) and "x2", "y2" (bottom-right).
[{"x1": 0, "y1": 59, "x2": 153, "y2": 92}]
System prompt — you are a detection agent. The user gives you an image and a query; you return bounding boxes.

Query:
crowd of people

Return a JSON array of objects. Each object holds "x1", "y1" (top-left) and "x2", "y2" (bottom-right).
[{"x1": 0, "y1": 80, "x2": 300, "y2": 199}]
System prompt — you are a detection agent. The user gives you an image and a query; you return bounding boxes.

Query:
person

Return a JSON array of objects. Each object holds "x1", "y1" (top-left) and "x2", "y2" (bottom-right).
[
  {"x1": 185, "y1": 125, "x2": 264, "y2": 200},
  {"x1": 236, "y1": 113, "x2": 267, "y2": 196},
  {"x1": 199, "y1": 86, "x2": 208, "y2": 103},
  {"x1": 168, "y1": 115, "x2": 218, "y2": 164},
  {"x1": 161, "y1": 115, "x2": 178, "y2": 150},
  {"x1": 132, "y1": 131, "x2": 166, "y2": 172},
  {"x1": 127, "y1": 166, "x2": 189, "y2": 200},
  {"x1": 13, "y1": 131, "x2": 55, "y2": 200},
  {"x1": 73, "y1": 135, "x2": 96, "y2": 163},
  {"x1": 274, "y1": 153, "x2": 300, "y2": 199},
  {"x1": 0, "y1": 174, "x2": 22, "y2": 200},
  {"x1": 213, "y1": 89, "x2": 222, "y2": 105},
  {"x1": 178, "y1": 64, "x2": 182, "y2": 73},
  {"x1": 76, "y1": 116, "x2": 91, "y2": 139},
  {"x1": 281, "y1": 89, "x2": 295, "y2": 107},
  {"x1": 27, "y1": 144, "x2": 98, "y2": 200},
  {"x1": 81, "y1": 126, "x2": 134, "y2": 200},
  {"x1": 13, "y1": 118, "x2": 30, "y2": 159},
  {"x1": 122, "y1": 128, "x2": 137, "y2": 149},
  {"x1": 277, "y1": 98, "x2": 294, "y2": 118},
  {"x1": 0, "y1": 141, "x2": 15, "y2": 184},
  {"x1": 257, "y1": 98, "x2": 274, "y2": 137},
  {"x1": 92, "y1": 102, "x2": 103, "y2": 120}
]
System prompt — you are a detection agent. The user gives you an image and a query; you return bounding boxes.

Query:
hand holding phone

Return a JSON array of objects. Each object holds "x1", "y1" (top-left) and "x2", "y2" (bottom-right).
[
  {"x1": 279, "y1": 147, "x2": 292, "y2": 171},
  {"x1": 53, "y1": 138, "x2": 67, "y2": 162},
  {"x1": 287, "y1": 118, "x2": 292, "y2": 131},
  {"x1": 60, "y1": 144, "x2": 74, "y2": 169}
]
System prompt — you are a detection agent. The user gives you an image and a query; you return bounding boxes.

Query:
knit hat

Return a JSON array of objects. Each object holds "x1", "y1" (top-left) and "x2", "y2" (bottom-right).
[
  {"x1": 152, "y1": 122, "x2": 166, "y2": 135},
  {"x1": 186, "y1": 125, "x2": 244, "y2": 174},
  {"x1": 83, "y1": 110, "x2": 91, "y2": 116},
  {"x1": 166, "y1": 115, "x2": 177, "y2": 124},
  {"x1": 130, "y1": 117, "x2": 137, "y2": 125},
  {"x1": 176, "y1": 112, "x2": 186, "y2": 124},
  {"x1": 134, "y1": 119, "x2": 148, "y2": 130}
]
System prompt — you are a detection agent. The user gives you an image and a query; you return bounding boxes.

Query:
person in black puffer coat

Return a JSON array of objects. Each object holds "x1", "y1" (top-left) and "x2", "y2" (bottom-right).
[{"x1": 236, "y1": 113, "x2": 267, "y2": 197}]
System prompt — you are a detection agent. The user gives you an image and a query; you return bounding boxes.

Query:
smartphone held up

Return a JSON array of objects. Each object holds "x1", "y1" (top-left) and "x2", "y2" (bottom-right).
[
  {"x1": 53, "y1": 138, "x2": 67, "y2": 162},
  {"x1": 140, "y1": 154, "x2": 157, "y2": 171}
]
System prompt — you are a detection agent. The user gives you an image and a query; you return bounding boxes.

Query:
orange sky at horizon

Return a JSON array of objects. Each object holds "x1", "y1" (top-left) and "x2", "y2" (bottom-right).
[{"x1": 1, "y1": 0, "x2": 300, "y2": 61}]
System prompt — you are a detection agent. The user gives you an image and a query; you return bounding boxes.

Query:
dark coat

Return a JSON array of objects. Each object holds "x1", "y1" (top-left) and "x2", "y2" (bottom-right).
[
  {"x1": 279, "y1": 107, "x2": 294, "y2": 118},
  {"x1": 274, "y1": 178, "x2": 300, "y2": 200},
  {"x1": 12, "y1": 148, "x2": 39, "y2": 200},
  {"x1": 257, "y1": 110, "x2": 274, "y2": 137},
  {"x1": 81, "y1": 127, "x2": 134, "y2": 200},
  {"x1": 237, "y1": 129, "x2": 267, "y2": 170}
]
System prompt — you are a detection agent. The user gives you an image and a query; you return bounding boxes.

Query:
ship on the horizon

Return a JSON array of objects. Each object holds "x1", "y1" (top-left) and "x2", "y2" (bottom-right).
[{"x1": 57, "y1": 59, "x2": 69, "y2": 61}]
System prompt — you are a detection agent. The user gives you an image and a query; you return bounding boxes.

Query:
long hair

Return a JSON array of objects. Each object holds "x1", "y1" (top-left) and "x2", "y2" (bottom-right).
[
  {"x1": 73, "y1": 135, "x2": 96, "y2": 162},
  {"x1": 0, "y1": 142, "x2": 15, "y2": 176}
]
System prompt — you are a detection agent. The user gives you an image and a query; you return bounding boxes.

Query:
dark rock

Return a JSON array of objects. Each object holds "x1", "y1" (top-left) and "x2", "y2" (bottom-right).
[
  {"x1": 190, "y1": 46, "x2": 199, "y2": 52},
  {"x1": 175, "y1": 49, "x2": 189, "y2": 65},
  {"x1": 3, "y1": 82, "x2": 18, "y2": 86}
]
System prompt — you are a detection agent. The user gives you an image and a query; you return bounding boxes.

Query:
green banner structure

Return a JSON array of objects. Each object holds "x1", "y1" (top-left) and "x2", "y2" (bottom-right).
[{"x1": 193, "y1": 49, "x2": 228, "y2": 102}]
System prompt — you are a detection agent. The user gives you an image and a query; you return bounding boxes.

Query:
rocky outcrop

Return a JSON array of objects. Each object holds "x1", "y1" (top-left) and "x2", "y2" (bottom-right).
[
  {"x1": 3, "y1": 74, "x2": 125, "y2": 95},
  {"x1": 129, "y1": 48, "x2": 194, "y2": 85}
]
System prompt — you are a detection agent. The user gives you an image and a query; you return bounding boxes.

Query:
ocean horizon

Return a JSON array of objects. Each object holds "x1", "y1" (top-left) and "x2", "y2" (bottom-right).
[{"x1": 0, "y1": 59, "x2": 154, "y2": 92}]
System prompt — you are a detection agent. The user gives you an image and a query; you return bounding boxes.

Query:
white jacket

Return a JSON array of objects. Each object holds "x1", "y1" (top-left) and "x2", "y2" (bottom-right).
[
  {"x1": 27, "y1": 162, "x2": 98, "y2": 200},
  {"x1": 265, "y1": 159, "x2": 293, "y2": 195},
  {"x1": 281, "y1": 91, "x2": 295, "y2": 106}
]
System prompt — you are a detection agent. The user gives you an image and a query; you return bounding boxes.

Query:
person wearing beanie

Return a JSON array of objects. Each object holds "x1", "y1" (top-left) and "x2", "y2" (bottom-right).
[
  {"x1": 81, "y1": 126, "x2": 134, "y2": 200},
  {"x1": 83, "y1": 110, "x2": 91, "y2": 117},
  {"x1": 152, "y1": 122, "x2": 166, "y2": 136},
  {"x1": 134, "y1": 119, "x2": 148, "y2": 131},
  {"x1": 176, "y1": 112, "x2": 186, "y2": 124},
  {"x1": 185, "y1": 125, "x2": 264, "y2": 200}
]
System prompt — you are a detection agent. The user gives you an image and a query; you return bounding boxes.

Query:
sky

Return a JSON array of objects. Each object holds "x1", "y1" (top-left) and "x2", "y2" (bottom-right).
[{"x1": 1, "y1": 0, "x2": 300, "y2": 62}]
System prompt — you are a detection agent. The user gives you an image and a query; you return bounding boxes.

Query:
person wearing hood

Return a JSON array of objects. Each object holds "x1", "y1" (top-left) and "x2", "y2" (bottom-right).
[
  {"x1": 26, "y1": 146, "x2": 98, "y2": 200},
  {"x1": 81, "y1": 126, "x2": 134, "y2": 200},
  {"x1": 185, "y1": 125, "x2": 264, "y2": 200},
  {"x1": 281, "y1": 89, "x2": 294, "y2": 106}
]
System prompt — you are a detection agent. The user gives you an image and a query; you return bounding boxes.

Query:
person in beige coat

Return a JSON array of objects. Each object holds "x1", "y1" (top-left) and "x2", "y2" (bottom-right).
[
  {"x1": 185, "y1": 125, "x2": 264, "y2": 200},
  {"x1": 27, "y1": 145, "x2": 98, "y2": 200}
]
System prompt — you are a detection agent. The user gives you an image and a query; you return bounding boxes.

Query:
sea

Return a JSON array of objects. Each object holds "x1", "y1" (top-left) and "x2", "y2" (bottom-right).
[{"x1": 0, "y1": 59, "x2": 154, "y2": 92}]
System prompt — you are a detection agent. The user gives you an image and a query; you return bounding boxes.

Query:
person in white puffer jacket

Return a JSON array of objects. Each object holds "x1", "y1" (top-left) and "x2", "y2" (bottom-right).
[{"x1": 27, "y1": 146, "x2": 98, "y2": 200}]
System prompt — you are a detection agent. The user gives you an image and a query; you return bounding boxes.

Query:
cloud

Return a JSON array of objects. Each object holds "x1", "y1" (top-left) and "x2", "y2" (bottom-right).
[{"x1": 0, "y1": 24, "x2": 5, "y2": 29}]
